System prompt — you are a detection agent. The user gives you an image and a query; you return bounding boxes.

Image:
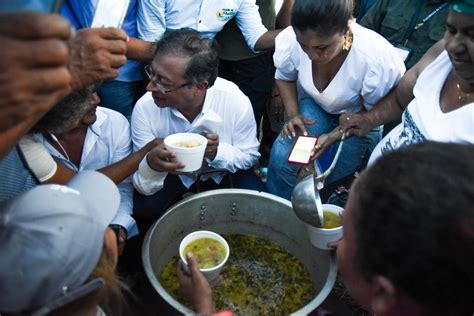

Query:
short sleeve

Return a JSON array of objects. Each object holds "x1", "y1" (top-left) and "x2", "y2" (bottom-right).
[
  {"x1": 234, "y1": 0, "x2": 268, "y2": 52},
  {"x1": 361, "y1": 53, "x2": 405, "y2": 110},
  {"x1": 274, "y1": 26, "x2": 299, "y2": 82},
  {"x1": 137, "y1": 0, "x2": 166, "y2": 41}
]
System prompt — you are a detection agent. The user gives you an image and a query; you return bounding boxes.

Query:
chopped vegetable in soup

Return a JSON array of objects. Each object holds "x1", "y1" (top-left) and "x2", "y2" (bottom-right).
[
  {"x1": 322, "y1": 210, "x2": 341, "y2": 229},
  {"x1": 183, "y1": 238, "x2": 227, "y2": 269},
  {"x1": 160, "y1": 234, "x2": 315, "y2": 315},
  {"x1": 172, "y1": 139, "x2": 201, "y2": 148}
]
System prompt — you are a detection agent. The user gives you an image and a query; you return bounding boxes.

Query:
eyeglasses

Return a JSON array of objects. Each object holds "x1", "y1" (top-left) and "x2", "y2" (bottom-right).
[{"x1": 144, "y1": 65, "x2": 191, "y2": 94}]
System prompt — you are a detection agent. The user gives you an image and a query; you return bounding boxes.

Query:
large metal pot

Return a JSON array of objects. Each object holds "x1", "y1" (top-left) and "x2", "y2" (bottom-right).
[{"x1": 142, "y1": 189, "x2": 337, "y2": 314}]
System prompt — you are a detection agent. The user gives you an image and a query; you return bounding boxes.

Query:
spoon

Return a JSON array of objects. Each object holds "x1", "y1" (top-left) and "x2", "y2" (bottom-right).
[{"x1": 291, "y1": 133, "x2": 345, "y2": 227}]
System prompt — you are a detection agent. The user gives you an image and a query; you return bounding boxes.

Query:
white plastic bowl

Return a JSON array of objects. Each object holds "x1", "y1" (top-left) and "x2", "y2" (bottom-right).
[
  {"x1": 179, "y1": 230, "x2": 230, "y2": 282},
  {"x1": 164, "y1": 133, "x2": 208, "y2": 172},
  {"x1": 306, "y1": 204, "x2": 344, "y2": 250}
]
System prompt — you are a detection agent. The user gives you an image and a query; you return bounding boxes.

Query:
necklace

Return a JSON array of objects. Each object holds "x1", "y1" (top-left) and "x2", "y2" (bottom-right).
[
  {"x1": 49, "y1": 132, "x2": 71, "y2": 161},
  {"x1": 456, "y1": 83, "x2": 471, "y2": 103}
]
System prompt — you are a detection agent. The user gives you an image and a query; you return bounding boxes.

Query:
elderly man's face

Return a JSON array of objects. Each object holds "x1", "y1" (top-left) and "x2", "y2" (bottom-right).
[
  {"x1": 81, "y1": 92, "x2": 100, "y2": 126},
  {"x1": 445, "y1": 10, "x2": 474, "y2": 83},
  {"x1": 146, "y1": 55, "x2": 194, "y2": 110}
]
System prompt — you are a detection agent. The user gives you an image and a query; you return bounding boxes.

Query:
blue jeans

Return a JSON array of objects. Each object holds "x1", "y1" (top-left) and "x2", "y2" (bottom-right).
[
  {"x1": 266, "y1": 97, "x2": 380, "y2": 200},
  {"x1": 97, "y1": 80, "x2": 141, "y2": 120}
]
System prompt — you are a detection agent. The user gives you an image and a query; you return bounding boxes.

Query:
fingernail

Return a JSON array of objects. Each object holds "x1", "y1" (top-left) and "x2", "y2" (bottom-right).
[
  {"x1": 292, "y1": 133, "x2": 296, "y2": 137},
  {"x1": 288, "y1": 135, "x2": 292, "y2": 140},
  {"x1": 187, "y1": 252, "x2": 193, "y2": 259},
  {"x1": 303, "y1": 132, "x2": 308, "y2": 136}
]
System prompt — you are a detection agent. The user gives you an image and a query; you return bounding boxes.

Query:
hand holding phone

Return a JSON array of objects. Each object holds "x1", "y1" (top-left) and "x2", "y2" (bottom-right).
[{"x1": 288, "y1": 136, "x2": 318, "y2": 165}]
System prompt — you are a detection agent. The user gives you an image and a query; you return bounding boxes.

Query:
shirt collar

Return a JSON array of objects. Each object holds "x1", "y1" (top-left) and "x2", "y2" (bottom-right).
[{"x1": 88, "y1": 107, "x2": 106, "y2": 136}]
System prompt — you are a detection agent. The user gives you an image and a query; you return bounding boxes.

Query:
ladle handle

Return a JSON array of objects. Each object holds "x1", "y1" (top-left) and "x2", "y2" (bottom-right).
[{"x1": 315, "y1": 133, "x2": 345, "y2": 182}]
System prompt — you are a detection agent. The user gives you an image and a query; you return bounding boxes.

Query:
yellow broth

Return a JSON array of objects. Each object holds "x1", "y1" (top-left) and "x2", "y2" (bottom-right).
[
  {"x1": 322, "y1": 210, "x2": 342, "y2": 229},
  {"x1": 160, "y1": 234, "x2": 315, "y2": 315},
  {"x1": 183, "y1": 237, "x2": 227, "y2": 269}
]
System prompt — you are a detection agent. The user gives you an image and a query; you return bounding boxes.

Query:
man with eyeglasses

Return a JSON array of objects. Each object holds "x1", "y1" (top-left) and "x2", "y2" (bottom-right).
[{"x1": 131, "y1": 28, "x2": 265, "y2": 222}]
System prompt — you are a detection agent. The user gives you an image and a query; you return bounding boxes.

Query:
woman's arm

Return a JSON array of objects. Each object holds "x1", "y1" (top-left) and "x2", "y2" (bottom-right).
[{"x1": 340, "y1": 39, "x2": 446, "y2": 136}]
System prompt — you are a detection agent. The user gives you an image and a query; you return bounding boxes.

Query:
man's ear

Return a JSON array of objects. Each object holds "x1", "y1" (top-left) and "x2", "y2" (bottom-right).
[
  {"x1": 194, "y1": 81, "x2": 209, "y2": 95},
  {"x1": 370, "y1": 276, "x2": 397, "y2": 315}
]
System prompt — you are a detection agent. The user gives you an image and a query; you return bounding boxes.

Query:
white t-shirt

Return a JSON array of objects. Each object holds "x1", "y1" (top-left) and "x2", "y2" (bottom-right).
[
  {"x1": 132, "y1": 77, "x2": 260, "y2": 195},
  {"x1": 35, "y1": 107, "x2": 137, "y2": 237},
  {"x1": 137, "y1": 0, "x2": 267, "y2": 51},
  {"x1": 274, "y1": 23, "x2": 406, "y2": 114},
  {"x1": 369, "y1": 50, "x2": 474, "y2": 164}
]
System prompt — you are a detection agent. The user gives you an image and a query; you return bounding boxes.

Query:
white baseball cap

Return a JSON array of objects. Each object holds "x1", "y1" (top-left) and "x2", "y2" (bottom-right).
[{"x1": 0, "y1": 171, "x2": 120, "y2": 315}]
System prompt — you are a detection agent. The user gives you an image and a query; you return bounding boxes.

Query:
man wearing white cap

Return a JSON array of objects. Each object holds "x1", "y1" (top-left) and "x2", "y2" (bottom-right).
[
  {"x1": 0, "y1": 170, "x2": 217, "y2": 315},
  {"x1": 0, "y1": 171, "x2": 122, "y2": 315}
]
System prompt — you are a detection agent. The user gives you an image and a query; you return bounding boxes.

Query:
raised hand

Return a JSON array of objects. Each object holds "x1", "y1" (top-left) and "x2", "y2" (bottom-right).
[
  {"x1": 68, "y1": 27, "x2": 128, "y2": 90},
  {"x1": 0, "y1": 12, "x2": 72, "y2": 131}
]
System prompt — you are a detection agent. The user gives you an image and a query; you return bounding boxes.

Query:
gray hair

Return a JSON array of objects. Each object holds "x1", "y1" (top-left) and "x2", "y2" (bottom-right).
[{"x1": 33, "y1": 85, "x2": 97, "y2": 134}]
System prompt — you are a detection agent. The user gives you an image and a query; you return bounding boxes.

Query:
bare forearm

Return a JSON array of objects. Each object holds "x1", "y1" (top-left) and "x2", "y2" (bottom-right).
[
  {"x1": 365, "y1": 87, "x2": 405, "y2": 127},
  {"x1": 254, "y1": 30, "x2": 282, "y2": 51},
  {"x1": 99, "y1": 149, "x2": 148, "y2": 184},
  {"x1": 99, "y1": 139, "x2": 160, "y2": 184},
  {"x1": 44, "y1": 159, "x2": 76, "y2": 184},
  {"x1": 276, "y1": 0, "x2": 294, "y2": 28},
  {"x1": 275, "y1": 79, "x2": 299, "y2": 118},
  {"x1": 126, "y1": 37, "x2": 154, "y2": 62}
]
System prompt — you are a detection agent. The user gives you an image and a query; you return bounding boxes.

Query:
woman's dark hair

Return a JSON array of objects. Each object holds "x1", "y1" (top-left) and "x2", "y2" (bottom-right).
[
  {"x1": 153, "y1": 28, "x2": 219, "y2": 87},
  {"x1": 291, "y1": 0, "x2": 353, "y2": 35},
  {"x1": 33, "y1": 84, "x2": 98, "y2": 134},
  {"x1": 352, "y1": 142, "x2": 474, "y2": 315}
]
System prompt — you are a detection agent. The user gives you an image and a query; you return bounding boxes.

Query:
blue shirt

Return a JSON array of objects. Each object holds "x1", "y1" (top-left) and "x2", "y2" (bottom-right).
[{"x1": 60, "y1": 0, "x2": 142, "y2": 81}]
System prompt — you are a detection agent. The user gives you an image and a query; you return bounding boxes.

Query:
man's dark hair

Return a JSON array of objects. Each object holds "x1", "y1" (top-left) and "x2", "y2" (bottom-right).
[
  {"x1": 153, "y1": 28, "x2": 218, "y2": 88},
  {"x1": 353, "y1": 142, "x2": 474, "y2": 315},
  {"x1": 33, "y1": 85, "x2": 97, "y2": 134},
  {"x1": 291, "y1": 0, "x2": 353, "y2": 36}
]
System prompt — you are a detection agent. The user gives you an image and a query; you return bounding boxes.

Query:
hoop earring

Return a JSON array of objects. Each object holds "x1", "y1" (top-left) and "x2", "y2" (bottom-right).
[{"x1": 342, "y1": 31, "x2": 353, "y2": 51}]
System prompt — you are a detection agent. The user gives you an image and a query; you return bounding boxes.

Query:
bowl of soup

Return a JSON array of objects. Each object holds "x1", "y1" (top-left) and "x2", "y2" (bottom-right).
[
  {"x1": 179, "y1": 230, "x2": 229, "y2": 281},
  {"x1": 164, "y1": 133, "x2": 208, "y2": 172},
  {"x1": 305, "y1": 204, "x2": 343, "y2": 250}
]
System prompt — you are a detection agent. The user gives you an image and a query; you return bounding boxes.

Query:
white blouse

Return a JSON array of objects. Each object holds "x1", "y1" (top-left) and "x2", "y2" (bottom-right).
[
  {"x1": 369, "y1": 50, "x2": 474, "y2": 164},
  {"x1": 274, "y1": 23, "x2": 406, "y2": 114}
]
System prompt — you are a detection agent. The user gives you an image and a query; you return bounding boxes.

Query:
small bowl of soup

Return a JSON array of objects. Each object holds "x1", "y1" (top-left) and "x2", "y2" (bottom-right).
[
  {"x1": 305, "y1": 204, "x2": 344, "y2": 250},
  {"x1": 179, "y1": 230, "x2": 230, "y2": 281},
  {"x1": 164, "y1": 133, "x2": 208, "y2": 172}
]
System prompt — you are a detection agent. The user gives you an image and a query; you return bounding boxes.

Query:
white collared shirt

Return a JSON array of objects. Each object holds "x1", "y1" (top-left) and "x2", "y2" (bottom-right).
[
  {"x1": 132, "y1": 77, "x2": 260, "y2": 196},
  {"x1": 35, "y1": 107, "x2": 137, "y2": 238},
  {"x1": 274, "y1": 23, "x2": 405, "y2": 114},
  {"x1": 137, "y1": 0, "x2": 267, "y2": 52}
]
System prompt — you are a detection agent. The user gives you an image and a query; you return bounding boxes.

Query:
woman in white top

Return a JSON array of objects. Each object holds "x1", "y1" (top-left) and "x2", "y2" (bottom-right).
[
  {"x1": 339, "y1": 3, "x2": 474, "y2": 164},
  {"x1": 266, "y1": 0, "x2": 405, "y2": 200}
]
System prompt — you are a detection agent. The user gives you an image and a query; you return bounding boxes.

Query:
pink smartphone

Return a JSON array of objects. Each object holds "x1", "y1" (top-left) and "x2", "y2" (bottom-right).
[{"x1": 288, "y1": 136, "x2": 318, "y2": 165}]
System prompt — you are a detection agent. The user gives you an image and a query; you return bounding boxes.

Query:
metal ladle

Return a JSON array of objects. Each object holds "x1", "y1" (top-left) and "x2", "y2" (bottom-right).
[{"x1": 291, "y1": 133, "x2": 345, "y2": 227}]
